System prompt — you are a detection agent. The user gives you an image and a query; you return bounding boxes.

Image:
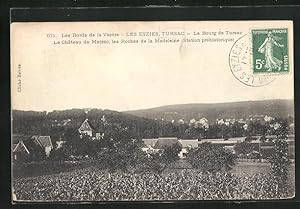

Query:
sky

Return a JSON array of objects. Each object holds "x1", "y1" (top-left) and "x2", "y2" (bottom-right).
[{"x1": 11, "y1": 21, "x2": 294, "y2": 112}]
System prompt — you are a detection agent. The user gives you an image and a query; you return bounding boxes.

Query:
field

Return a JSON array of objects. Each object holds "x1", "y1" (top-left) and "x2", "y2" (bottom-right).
[{"x1": 13, "y1": 162, "x2": 295, "y2": 201}]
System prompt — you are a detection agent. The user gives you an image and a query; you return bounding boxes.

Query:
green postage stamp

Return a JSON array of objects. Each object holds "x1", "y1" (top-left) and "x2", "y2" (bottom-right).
[{"x1": 251, "y1": 28, "x2": 289, "y2": 74}]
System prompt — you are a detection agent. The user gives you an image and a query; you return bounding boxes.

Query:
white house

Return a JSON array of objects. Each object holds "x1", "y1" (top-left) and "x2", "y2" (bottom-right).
[
  {"x1": 78, "y1": 119, "x2": 94, "y2": 137},
  {"x1": 199, "y1": 117, "x2": 209, "y2": 129},
  {"x1": 178, "y1": 119, "x2": 185, "y2": 124},
  {"x1": 33, "y1": 136, "x2": 53, "y2": 157},
  {"x1": 178, "y1": 139, "x2": 198, "y2": 158},
  {"x1": 56, "y1": 140, "x2": 66, "y2": 149},
  {"x1": 141, "y1": 138, "x2": 159, "y2": 153},
  {"x1": 264, "y1": 115, "x2": 274, "y2": 122},
  {"x1": 142, "y1": 137, "x2": 198, "y2": 159},
  {"x1": 96, "y1": 132, "x2": 105, "y2": 140},
  {"x1": 216, "y1": 118, "x2": 225, "y2": 125}
]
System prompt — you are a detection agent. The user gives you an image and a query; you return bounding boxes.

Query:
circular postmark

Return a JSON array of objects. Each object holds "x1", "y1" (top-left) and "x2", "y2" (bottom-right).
[{"x1": 229, "y1": 34, "x2": 275, "y2": 87}]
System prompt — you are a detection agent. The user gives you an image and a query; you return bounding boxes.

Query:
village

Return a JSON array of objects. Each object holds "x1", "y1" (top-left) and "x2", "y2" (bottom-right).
[{"x1": 12, "y1": 113, "x2": 295, "y2": 163}]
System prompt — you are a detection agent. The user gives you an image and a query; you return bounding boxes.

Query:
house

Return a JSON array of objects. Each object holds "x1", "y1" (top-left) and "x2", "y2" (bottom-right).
[
  {"x1": 141, "y1": 138, "x2": 159, "y2": 153},
  {"x1": 153, "y1": 137, "x2": 182, "y2": 149},
  {"x1": 142, "y1": 138, "x2": 159, "y2": 147},
  {"x1": 216, "y1": 118, "x2": 225, "y2": 125},
  {"x1": 96, "y1": 132, "x2": 105, "y2": 140},
  {"x1": 189, "y1": 118, "x2": 197, "y2": 125},
  {"x1": 13, "y1": 135, "x2": 53, "y2": 161},
  {"x1": 190, "y1": 117, "x2": 209, "y2": 129},
  {"x1": 178, "y1": 119, "x2": 185, "y2": 124},
  {"x1": 142, "y1": 137, "x2": 181, "y2": 153},
  {"x1": 34, "y1": 136, "x2": 53, "y2": 157},
  {"x1": 238, "y1": 118, "x2": 246, "y2": 124},
  {"x1": 142, "y1": 137, "x2": 201, "y2": 158},
  {"x1": 12, "y1": 134, "x2": 31, "y2": 161},
  {"x1": 13, "y1": 136, "x2": 43, "y2": 162},
  {"x1": 12, "y1": 134, "x2": 31, "y2": 145},
  {"x1": 78, "y1": 119, "x2": 94, "y2": 137},
  {"x1": 178, "y1": 139, "x2": 199, "y2": 148},
  {"x1": 199, "y1": 117, "x2": 209, "y2": 129},
  {"x1": 101, "y1": 115, "x2": 106, "y2": 123},
  {"x1": 225, "y1": 118, "x2": 236, "y2": 125},
  {"x1": 56, "y1": 140, "x2": 66, "y2": 149},
  {"x1": 178, "y1": 139, "x2": 198, "y2": 158},
  {"x1": 249, "y1": 114, "x2": 265, "y2": 121},
  {"x1": 264, "y1": 115, "x2": 274, "y2": 122},
  {"x1": 13, "y1": 141, "x2": 30, "y2": 161}
]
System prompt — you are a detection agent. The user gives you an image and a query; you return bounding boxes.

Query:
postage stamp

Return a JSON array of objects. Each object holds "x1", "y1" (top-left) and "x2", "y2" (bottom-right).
[
  {"x1": 229, "y1": 34, "x2": 276, "y2": 87},
  {"x1": 251, "y1": 28, "x2": 289, "y2": 74},
  {"x1": 229, "y1": 28, "x2": 290, "y2": 87}
]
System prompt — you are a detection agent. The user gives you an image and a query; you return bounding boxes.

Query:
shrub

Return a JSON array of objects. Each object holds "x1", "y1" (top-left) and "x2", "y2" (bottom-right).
[
  {"x1": 245, "y1": 136, "x2": 257, "y2": 142},
  {"x1": 269, "y1": 120, "x2": 291, "y2": 195},
  {"x1": 137, "y1": 152, "x2": 165, "y2": 174},
  {"x1": 187, "y1": 142, "x2": 236, "y2": 173},
  {"x1": 260, "y1": 148, "x2": 274, "y2": 159},
  {"x1": 269, "y1": 137, "x2": 290, "y2": 192},
  {"x1": 260, "y1": 135, "x2": 266, "y2": 143},
  {"x1": 234, "y1": 141, "x2": 258, "y2": 155},
  {"x1": 161, "y1": 143, "x2": 182, "y2": 165}
]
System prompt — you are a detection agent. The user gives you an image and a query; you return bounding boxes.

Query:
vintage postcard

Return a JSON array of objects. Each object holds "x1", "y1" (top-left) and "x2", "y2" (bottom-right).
[{"x1": 11, "y1": 21, "x2": 294, "y2": 201}]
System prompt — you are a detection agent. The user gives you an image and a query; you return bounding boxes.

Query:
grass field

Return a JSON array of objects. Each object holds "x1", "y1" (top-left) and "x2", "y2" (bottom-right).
[{"x1": 13, "y1": 162, "x2": 295, "y2": 201}]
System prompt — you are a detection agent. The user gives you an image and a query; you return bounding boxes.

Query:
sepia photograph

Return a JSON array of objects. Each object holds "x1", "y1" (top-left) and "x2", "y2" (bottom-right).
[{"x1": 11, "y1": 20, "x2": 294, "y2": 201}]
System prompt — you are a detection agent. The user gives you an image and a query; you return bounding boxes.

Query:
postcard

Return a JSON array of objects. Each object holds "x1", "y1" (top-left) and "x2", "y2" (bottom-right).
[{"x1": 11, "y1": 21, "x2": 294, "y2": 201}]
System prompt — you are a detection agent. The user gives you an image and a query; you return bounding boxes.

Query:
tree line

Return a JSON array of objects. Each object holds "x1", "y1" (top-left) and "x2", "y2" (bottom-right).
[{"x1": 13, "y1": 109, "x2": 293, "y2": 143}]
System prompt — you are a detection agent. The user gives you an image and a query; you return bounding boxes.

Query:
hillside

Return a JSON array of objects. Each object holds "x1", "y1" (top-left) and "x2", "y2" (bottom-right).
[
  {"x1": 12, "y1": 108, "x2": 162, "y2": 140},
  {"x1": 125, "y1": 99, "x2": 294, "y2": 123},
  {"x1": 12, "y1": 99, "x2": 294, "y2": 141}
]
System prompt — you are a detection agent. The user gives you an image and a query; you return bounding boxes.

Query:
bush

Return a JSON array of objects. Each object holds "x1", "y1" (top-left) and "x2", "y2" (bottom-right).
[
  {"x1": 260, "y1": 135, "x2": 266, "y2": 143},
  {"x1": 187, "y1": 142, "x2": 236, "y2": 173},
  {"x1": 260, "y1": 148, "x2": 274, "y2": 159},
  {"x1": 269, "y1": 120, "x2": 291, "y2": 194},
  {"x1": 245, "y1": 136, "x2": 257, "y2": 142},
  {"x1": 136, "y1": 151, "x2": 165, "y2": 174},
  {"x1": 160, "y1": 143, "x2": 182, "y2": 165},
  {"x1": 269, "y1": 138, "x2": 290, "y2": 191},
  {"x1": 234, "y1": 141, "x2": 258, "y2": 155}
]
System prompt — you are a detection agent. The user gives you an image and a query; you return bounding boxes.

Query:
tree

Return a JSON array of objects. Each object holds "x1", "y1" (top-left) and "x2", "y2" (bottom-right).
[
  {"x1": 98, "y1": 127, "x2": 146, "y2": 172},
  {"x1": 260, "y1": 135, "x2": 267, "y2": 143},
  {"x1": 269, "y1": 119, "x2": 291, "y2": 195},
  {"x1": 133, "y1": 150, "x2": 165, "y2": 174},
  {"x1": 49, "y1": 145, "x2": 71, "y2": 161},
  {"x1": 234, "y1": 141, "x2": 257, "y2": 156},
  {"x1": 245, "y1": 135, "x2": 256, "y2": 142},
  {"x1": 161, "y1": 143, "x2": 182, "y2": 165},
  {"x1": 231, "y1": 122, "x2": 244, "y2": 137},
  {"x1": 187, "y1": 142, "x2": 236, "y2": 173}
]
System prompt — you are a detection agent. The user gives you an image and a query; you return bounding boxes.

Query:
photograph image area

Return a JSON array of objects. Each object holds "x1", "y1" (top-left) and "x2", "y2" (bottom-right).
[{"x1": 11, "y1": 21, "x2": 294, "y2": 201}]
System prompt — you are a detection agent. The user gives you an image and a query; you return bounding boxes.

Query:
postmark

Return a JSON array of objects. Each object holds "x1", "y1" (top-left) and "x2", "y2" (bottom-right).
[
  {"x1": 252, "y1": 28, "x2": 289, "y2": 74},
  {"x1": 229, "y1": 34, "x2": 276, "y2": 87}
]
